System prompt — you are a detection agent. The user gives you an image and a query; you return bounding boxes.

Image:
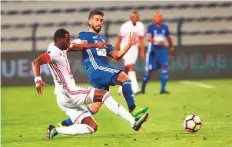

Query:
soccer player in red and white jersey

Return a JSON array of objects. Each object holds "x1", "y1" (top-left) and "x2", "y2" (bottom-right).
[
  {"x1": 32, "y1": 28, "x2": 148, "y2": 140},
  {"x1": 115, "y1": 11, "x2": 145, "y2": 94}
]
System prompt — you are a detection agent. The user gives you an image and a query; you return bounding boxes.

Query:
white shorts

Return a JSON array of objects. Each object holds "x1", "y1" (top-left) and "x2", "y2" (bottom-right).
[
  {"x1": 122, "y1": 46, "x2": 139, "y2": 66},
  {"x1": 56, "y1": 87, "x2": 96, "y2": 124}
]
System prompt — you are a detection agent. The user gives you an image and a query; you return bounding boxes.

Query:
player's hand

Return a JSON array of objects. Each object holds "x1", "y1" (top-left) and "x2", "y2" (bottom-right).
[
  {"x1": 128, "y1": 32, "x2": 138, "y2": 46},
  {"x1": 169, "y1": 46, "x2": 175, "y2": 56},
  {"x1": 96, "y1": 42, "x2": 110, "y2": 49},
  {"x1": 112, "y1": 58, "x2": 118, "y2": 63},
  {"x1": 140, "y1": 52, "x2": 145, "y2": 60},
  {"x1": 35, "y1": 80, "x2": 48, "y2": 95}
]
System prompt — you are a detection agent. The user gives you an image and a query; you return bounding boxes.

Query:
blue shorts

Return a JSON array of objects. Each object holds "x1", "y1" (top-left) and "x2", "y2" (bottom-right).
[
  {"x1": 145, "y1": 46, "x2": 168, "y2": 72},
  {"x1": 87, "y1": 65, "x2": 122, "y2": 91}
]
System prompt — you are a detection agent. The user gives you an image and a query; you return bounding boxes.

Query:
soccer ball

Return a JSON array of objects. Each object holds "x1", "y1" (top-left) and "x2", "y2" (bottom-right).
[{"x1": 183, "y1": 114, "x2": 202, "y2": 132}]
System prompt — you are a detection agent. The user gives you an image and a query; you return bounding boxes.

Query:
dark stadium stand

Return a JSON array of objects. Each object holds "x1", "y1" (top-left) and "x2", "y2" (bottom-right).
[{"x1": 2, "y1": 1, "x2": 232, "y2": 51}]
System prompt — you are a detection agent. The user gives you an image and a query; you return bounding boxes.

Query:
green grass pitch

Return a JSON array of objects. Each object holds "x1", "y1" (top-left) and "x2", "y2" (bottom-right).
[{"x1": 2, "y1": 79, "x2": 232, "y2": 147}]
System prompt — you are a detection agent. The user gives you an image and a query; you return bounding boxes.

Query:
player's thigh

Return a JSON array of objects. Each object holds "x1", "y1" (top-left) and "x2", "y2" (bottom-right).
[
  {"x1": 116, "y1": 71, "x2": 130, "y2": 85},
  {"x1": 123, "y1": 55, "x2": 138, "y2": 68},
  {"x1": 91, "y1": 82, "x2": 109, "y2": 91},
  {"x1": 57, "y1": 100, "x2": 92, "y2": 124},
  {"x1": 157, "y1": 48, "x2": 168, "y2": 68},
  {"x1": 56, "y1": 93, "x2": 75, "y2": 110},
  {"x1": 123, "y1": 47, "x2": 138, "y2": 64},
  {"x1": 67, "y1": 108, "x2": 92, "y2": 124},
  {"x1": 125, "y1": 64, "x2": 135, "y2": 71},
  {"x1": 68, "y1": 87, "x2": 95, "y2": 106},
  {"x1": 145, "y1": 52, "x2": 158, "y2": 72}
]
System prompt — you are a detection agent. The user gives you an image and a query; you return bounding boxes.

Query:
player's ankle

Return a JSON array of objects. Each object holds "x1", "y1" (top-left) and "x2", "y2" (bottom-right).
[{"x1": 129, "y1": 105, "x2": 136, "y2": 113}]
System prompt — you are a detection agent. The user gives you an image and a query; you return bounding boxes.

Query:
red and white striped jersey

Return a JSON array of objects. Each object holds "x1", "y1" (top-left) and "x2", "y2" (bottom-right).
[{"x1": 46, "y1": 43, "x2": 77, "y2": 95}]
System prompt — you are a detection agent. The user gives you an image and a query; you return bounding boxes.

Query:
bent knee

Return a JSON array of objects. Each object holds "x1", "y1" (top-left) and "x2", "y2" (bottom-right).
[
  {"x1": 89, "y1": 102, "x2": 102, "y2": 114},
  {"x1": 91, "y1": 107, "x2": 100, "y2": 114},
  {"x1": 95, "y1": 89, "x2": 107, "y2": 97}
]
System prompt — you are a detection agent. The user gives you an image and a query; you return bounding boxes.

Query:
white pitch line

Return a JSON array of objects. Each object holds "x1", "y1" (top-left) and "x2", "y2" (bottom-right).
[{"x1": 180, "y1": 80, "x2": 215, "y2": 89}]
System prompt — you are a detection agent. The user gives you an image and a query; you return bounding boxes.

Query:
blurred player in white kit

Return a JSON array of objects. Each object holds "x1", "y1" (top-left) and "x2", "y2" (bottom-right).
[{"x1": 115, "y1": 11, "x2": 145, "y2": 94}]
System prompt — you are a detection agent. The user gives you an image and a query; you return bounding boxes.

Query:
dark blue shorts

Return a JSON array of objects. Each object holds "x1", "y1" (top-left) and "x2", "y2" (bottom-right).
[
  {"x1": 88, "y1": 65, "x2": 122, "y2": 91},
  {"x1": 145, "y1": 47, "x2": 168, "y2": 72}
]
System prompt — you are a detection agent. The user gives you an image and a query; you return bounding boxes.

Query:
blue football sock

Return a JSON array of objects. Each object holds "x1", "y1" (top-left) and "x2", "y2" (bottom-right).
[
  {"x1": 141, "y1": 72, "x2": 151, "y2": 93},
  {"x1": 122, "y1": 80, "x2": 136, "y2": 112},
  {"x1": 61, "y1": 118, "x2": 73, "y2": 127},
  {"x1": 160, "y1": 69, "x2": 168, "y2": 92}
]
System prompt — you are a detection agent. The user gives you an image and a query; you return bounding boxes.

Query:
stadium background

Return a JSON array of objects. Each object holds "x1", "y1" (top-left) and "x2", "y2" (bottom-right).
[
  {"x1": 2, "y1": 1, "x2": 232, "y2": 86},
  {"x1": 1, "y1": 1, "x2": 232, "y2": 147}
]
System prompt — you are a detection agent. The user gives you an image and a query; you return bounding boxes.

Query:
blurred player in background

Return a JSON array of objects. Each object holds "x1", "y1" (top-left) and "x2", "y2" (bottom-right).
[
  {"x1": 141, "y1": 12, "x2": 174, "y2": 94},
  {"x1": 32, "y1": 28, "x2": 148, "y2": 139},
  {"x1": 115, "y1": 11, "x2": 145, "y2": 95},
  {"x1": 59, "y1": 10, "x2": 149, "y2": 127}
]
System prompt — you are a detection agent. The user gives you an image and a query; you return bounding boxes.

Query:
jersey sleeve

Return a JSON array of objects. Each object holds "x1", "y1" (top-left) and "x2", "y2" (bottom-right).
[
  {"x1": 72, "y1": 32, "x2": 90, "y2": 45},
  {"x1": 146, "y1": 25, "x2": 153, "y2": 37},
  {"x1": 165, "y1": 25, "x2": 170, "y2": 37},
  {"x1": 71, "y1": 38, "x2": 85, "y2": 44},
  {"x1": 138, "y1": 22, "x2": 145, "y2": 37},
  {"x1": 75, "y1": 32, "x2": 85, "y2": 40},
  {"x1": 103, "y1": 37, "x2": 115, "y2": 55},
  {"x1": 40, "y1": 53, "x2": 52, "y2": 63},
  {"x1": 46, "y1": 48, "x2": 60, "y2": 62}
]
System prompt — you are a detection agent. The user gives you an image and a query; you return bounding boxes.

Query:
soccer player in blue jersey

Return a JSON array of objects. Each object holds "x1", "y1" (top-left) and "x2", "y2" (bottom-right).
[
  {"x1": 59, "y1": 10, "x2": 149, "y2": 127},
  {"x1": 141, "y1": 12, "x2": 174, "y2": 94}
]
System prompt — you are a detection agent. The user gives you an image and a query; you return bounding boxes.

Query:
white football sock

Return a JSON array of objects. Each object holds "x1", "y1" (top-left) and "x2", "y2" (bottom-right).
[
  {"x1": 56, "y1": 124, "x2": 94, "y2": 135},
  {"x1": 102, "y1": 92, "x2": 135, "y2": 127},
  {"x1": 128, "y1": 71, "x2": 140, "y2": 93}
]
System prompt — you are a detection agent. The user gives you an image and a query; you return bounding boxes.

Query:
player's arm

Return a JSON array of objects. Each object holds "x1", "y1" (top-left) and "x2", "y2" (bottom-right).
[
  {"x1": 68, "y1": 41, "x2": 109, "y2": 52},
  {"x1": 32, "y1": 53, "x2": 50, "y2": 95},
  {"x1": 139, "y1": 36, "x2": 145, "y2": 60},
  {"x1": 167, "y1": 36, "x2": 174, "y2": 49},
  {"x1": 115, "y1": 35, "x2": 122, "y2": 51},
  {"x1": 110, "y1": 32, "x2": 137, "y2": 61},
  {"x1": 115, "y1": 24, "x2": 124, "y2": 51},
  {"x1": 166, "y1": 26, "x2": 175, "y2": 56},
  {"x1": 146, "y1": 25, "x2": 153, "y2": 42},
  {"x1": 146, "y1": 34, "x2": 153, "y2": 42},
  {"x1": 139, "y1": 23, "x2": 145, "y2": 60}
]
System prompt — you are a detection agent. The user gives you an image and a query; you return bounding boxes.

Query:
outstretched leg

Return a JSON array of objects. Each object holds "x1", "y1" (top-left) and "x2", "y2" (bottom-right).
[
  {"x1": 116, "y1": 72, "x2": 149, "y2": 117},
  {"x1": 46, "y1": 116, "x2": 97, "y2": 140}
]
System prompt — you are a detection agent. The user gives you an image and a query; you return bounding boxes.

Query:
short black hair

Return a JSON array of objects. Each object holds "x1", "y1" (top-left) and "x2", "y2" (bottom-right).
[
  {"x1": 54, "y1": 28, "x2": 69, "y2": 42},
  {"x1": 88, "y1": 10, "x2": 104, "y2": 20}
]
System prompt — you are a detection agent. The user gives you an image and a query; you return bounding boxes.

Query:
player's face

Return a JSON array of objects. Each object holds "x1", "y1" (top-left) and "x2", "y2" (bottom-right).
[
  {"x1": 131, "y1": 13, "x2": 139, "y2": 25},
  {"x1": 58, "y1": 34, "x2": 70, "y2": 50},
  {"x1": 154, "y1": 12, "x2": 163, "y2": 24},
  {"x1": 89, "y1": 15, "x2": 103, "y2": 33}
]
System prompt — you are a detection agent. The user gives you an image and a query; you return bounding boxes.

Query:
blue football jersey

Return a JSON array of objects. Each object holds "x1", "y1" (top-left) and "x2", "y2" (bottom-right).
[
  {"x1": 75, "y1": 32, "x2": 115, "y2": 70},
  {"x1": 147, "y1": 23, "x2": 170, "y2": 48}
]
